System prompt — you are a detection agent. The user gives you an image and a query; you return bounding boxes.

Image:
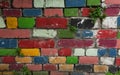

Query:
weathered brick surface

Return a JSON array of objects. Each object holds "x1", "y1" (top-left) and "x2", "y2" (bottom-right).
[
  {"x1": 15, "y1": 57, "x2": 32, "y2": 63},
  {"x1": 26, "y1": 64, "x2": 42, "y2": 71}
]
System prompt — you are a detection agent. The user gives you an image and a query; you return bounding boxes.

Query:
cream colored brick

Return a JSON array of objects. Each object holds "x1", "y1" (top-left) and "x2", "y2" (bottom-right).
[
  {"x1": 59, "y1": 64, "x2": 74, "y2": 71},
  {"x1": 49, "y1": 57, "x2": 66, "y2": 64}
]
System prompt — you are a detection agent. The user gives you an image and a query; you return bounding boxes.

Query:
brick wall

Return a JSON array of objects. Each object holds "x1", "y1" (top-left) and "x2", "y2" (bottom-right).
[{"x1": 0, "y1": 0, "x2": 119, "y2": 75}]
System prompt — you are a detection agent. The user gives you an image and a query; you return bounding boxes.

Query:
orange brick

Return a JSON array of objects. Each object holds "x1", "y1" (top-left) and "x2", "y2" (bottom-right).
[
  {"x1": 6, "y1": 17, "x2": 18, "y2": 28},
  {"x1": 15, "y1": 57, "x2": 32, "y2": 63},
  {"x1": 94, "y1": 65, "x2": 108, "y2": 72},
  {"x1": 20, "y1": 48, "x2": 40, "y2": 56},
  {"x1": 0, "y1": 64, "x2": 9, "y2": 71},
  {"x1": 3, "y1": 71, "x2": 14, "y2": 75},
  {"x1": 49, "y1": 57, "x2": 66, "y2": 64},
  {"x1": 59, "y1": 64, "x2": 74, "y2": 71}
]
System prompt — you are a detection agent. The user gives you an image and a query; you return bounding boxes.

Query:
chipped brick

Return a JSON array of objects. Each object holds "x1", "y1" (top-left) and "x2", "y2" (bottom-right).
[
  {"x1": 100, "y1": 57, "x2": 115, "y2": 65},
  {"x1": 36, "y1": 17, "x2": 67, "y2": 29},
  {"x1": 15, "y1": 57, "x2": 32, "y2": 63},
  {"x1": 49, "y1": 57, "x2": 66, "y2": 64},
  {"x1": 20, "y1": 48, "x2": 40, "y2": 56},
  {"x1": 0, "y1": 0, "x2": 10, "y2": 8},
  {"x1": 0, "y1": 16, "x2": 5, "y2": 28}
]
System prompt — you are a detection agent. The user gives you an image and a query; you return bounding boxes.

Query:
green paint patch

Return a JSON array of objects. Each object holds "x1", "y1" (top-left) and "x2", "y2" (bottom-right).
[
  {"x1": 33, "y1": 71, "x2": 48, "y2": 75},
  {"x1": 87, "y1": 0, "x2": 101, "y2": 6},
  {"x1": 58, "y1": 29, "x2": 74, "y2": 38},
  {"x1": 117, "y1": 32, "x2": 120, "y2": 39},
  {"x1": 66, "y1": 56, "x2": 78, "y2": 64},
  {"x1": 18, "y1": 17, "x2": 35, "y2": 28},
  {"x1": 0, "y1": 49, "x2": 17, "y2": 56},
  {"x1": 64, "y1": 8, "x2": 78, "y2": 17}
]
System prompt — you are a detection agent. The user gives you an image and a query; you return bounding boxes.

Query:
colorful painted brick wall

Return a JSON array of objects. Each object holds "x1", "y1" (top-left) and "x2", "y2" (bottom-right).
[{"x1": 0, "y1": 0, "x2": 120, "y2": 75}]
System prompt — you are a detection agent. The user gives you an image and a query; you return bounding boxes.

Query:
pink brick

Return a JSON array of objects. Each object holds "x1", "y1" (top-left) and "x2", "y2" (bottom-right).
[
  {"x1": 43, "y1": 64, "x2": 58, "y2": 71},
  {"x1": 26, "y1": 64, "x2": 42, "y2": 71},
  {"x1": 105, "y1": 0, "x2": 120, "y2": 5},
  {"x1": 13, "y1": 0, "x2": 32, "y2": 8},
  {"x1": 50, "y1": 71, "x2": 69, "y2": 75},
  {"x1": 19, "y1": 39, "x2": 55, "y2": 48},
  {"x1": 116, "y1": 39, "x2": 120, "y2": 48},
  {"x1": 3, "y1": 9, "x2": 22, "y2": 17},
  {"x1": 105, "y1": 7, "x2": 119, "y2": 16},
  {"x1": 79, "y1": 56, "x2": 98, "y2": 64},
  {"x1": 57, "y1": 39, "x2": 94, "y2": 48},
  {"x1": 41, "y1": 48, "x2": 58, "y2": 56},
  {"x1": 0, "y1": 29, "x2": 31, "y2": 38},
  {"x1": 97, "y1": 39, "x2": 116, "y2": 48},
  {"x1": 36, "y1": 17, "x2": 67, "y2": 29},
  {"x1": 44, "y1": 9, "x2": 63, "y2": 17}
]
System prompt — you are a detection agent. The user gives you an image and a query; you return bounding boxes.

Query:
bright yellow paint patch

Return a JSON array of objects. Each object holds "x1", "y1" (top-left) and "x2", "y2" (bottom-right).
[
  {"x1": 6, "y1": 17, "x2": 18, "y2": 28},
  {"x1": 20, "y1": 48, "x2": 40, "y2": 56}
]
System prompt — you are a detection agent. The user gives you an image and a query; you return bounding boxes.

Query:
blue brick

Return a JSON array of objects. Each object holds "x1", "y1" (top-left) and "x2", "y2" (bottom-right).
[
  {"x1": 109, "y1": 48, "x2": 117, "y2": 57},
  {"x1": 98, "y1": 48, "x2": 107, "y2": 57},
  {"x1": 0, "y1": 39, "x2": 17, "y2": 48},
  {"x1": 117, "y1": 16, "x2": 120, "y2": 28},
  {"x1": 76, "y1": 30, "x2": 81, "y2": 37},
  {"x1": 65, "y1": 0, "x2": 86, "y2": 7},
  {"x1": 23, "y1": 9, "x2": 42, "y2": 16},
  {"x1": 71, "y1": 72, "x2": 84, "y2": 75},
  {"x1": 82, "y1": 30, "x2": 93, "y2": 38},
  {"x1": 34, "y1": 56, "x2": 48, "y2": 64}
]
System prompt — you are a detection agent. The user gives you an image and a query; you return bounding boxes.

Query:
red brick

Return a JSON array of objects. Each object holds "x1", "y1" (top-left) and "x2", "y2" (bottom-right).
[
  {"x1": 19, "y1": 39, "x2": 55, "y2": 48},
  {"x1": 43, "y1": 64, "x2": 58, "y2": 71},
  {"x1": 57, "y1": 39, "x2": 94, "y2": 48},
  {"x1": 97, "y1": 39, "x2": 116, "y2": 48},
  {"x1": 3, "y1": 9, "x2": 22, "y2": 17},
  {"x1": 58, "y1": 48, "x2": 72, "y2": 56},
  {"x1": 0, "y1": 0, "x2": 10, "y2": 8},
  {"x1": 2, "y1": 56, "x2": 15, "y2": 64},
  {"x1": 36, "y1": 17, "x2": 67, "y2": 29},
  {"x1": 50, "y1": 71, "x2": 69, "y2": 75},
  {"x1": 41, "y1": 48, "x2": 58, "y2": 56},
  {"x1": 115, "y1": 58, "x2": 120, "y2": 66},
  {"x1": 12, "y1": 0, "x2": 32, "y2": 8},
  {"x1": 26, "y1": 64, "x2": 42, "y2": 71},
  {"x1": 44, "y1": 9, "x2": 63, "y2": 17},
  {"x1": 0, "y1": 29, "x2": 31, "y2": 38},
  {"x1": 79, "y1": 56, "x2": 98, "y2": 64},
  {"x1": 81, "y1": 8, "x2": 90, "y2": 17}
]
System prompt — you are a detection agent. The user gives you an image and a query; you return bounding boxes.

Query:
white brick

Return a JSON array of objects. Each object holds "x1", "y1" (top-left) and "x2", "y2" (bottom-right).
[
  {"x1": 100, "y1": 57, "x2": 115, "y2": 65},
  {"x1": 34, "y1": 0, "x2": 45, "y2": 8},
  {"x1": 86, "y1": 49, "x2": 98, "y2": 56},
  {"x1": 73, "y1": 48, "x2": 85, "y2": 56},
  {"x1": 33, "y1": 29, "x2": 57, "y2": 38},
  {"x1": 118, "y1": 50, "x2": 120, "y2": 55},
  {"x1": 102, "y1": 17, "x2": 117, "y2": 28},
  {"x1": 0, "y1": 17, "x2": 5, "y2": 28},
  {"x1": 46, "y1": 0, "x2": 64, "y2": 7}
]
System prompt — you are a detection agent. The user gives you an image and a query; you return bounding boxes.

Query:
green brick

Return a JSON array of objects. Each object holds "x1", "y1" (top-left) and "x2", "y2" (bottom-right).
[
  {"x1": 0, "y1": 49, "x2": 17, "y2": 56},
  {"x1": 18, "y1": 17, "x2": 35, "y2": 28},
  {"x1": 58, "y1": 29, "x2": 74, "y2": 38},
  {"x1": 33, "y1": 71, "x2": 48, "y2": 75},
  {"x1": 87, "y1": 0, "x2": 101, "y2": 6},
  {"x1": 64, "y1": 8, "x2": 78, "y2": 17},
  {"x1": 66, "y1": 56, "x2": 78, "y2": 64},
  {"x1": 117, "y1": 32, "x2": 120, "y2": 39}
]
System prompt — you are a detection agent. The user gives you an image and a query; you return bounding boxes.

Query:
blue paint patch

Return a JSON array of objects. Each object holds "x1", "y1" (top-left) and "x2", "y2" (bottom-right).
[
  {"x1": 98, "y1": 48, "x2": 107, "y2": 57},
  {"x1": 65, "y1": 0, "x2": 86, "y2": 7},
  {"x1": 71, "y1": 72, "x2": 84, "y2": 75},
  {"x1": 76, "y1": 30, "x2": 81, "y2": 37},
  {"x1": 109, "y1": 48, "x2": 117, "y2": 57},
  {"x1": 0, "y1": 39, "x2": 17, "y2": 48},
  {"x1": 23, "y1": 9, "x2": 42, "y2": 16},
  {"x1": 34, "y1": 56, "x2": 48, "y2": 64},
  {"x1": 82, "y1": 30, "x2": 93, "y2": 38},
  {"x1": 117, "y1": 16, "x2": 120, "y2": 27}
]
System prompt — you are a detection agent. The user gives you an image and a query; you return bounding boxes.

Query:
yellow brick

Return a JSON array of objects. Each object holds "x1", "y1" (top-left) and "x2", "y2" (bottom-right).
[
  {"x1": 15, "y1": 56, "x2": 32, "y2": 63},
  {"x1": 0, "y1": 64, "x2": 9, "y2": 71},
  {"x1": 49, "y1": 57, "x2": 66, "y2": 64},
  {"x1": 20, "y1": 48, "x2": 40, "y2": 56},
  {"x1": 94, "y1": 65, "x2": 108, "y2": 72},
  {"x1": 59, "y1": 64, "x2": 74, "y2": 71},
  {"x1": 3, "y1": 71, "x2": 14, "y2": 75},
  {"x1": 6, "y1": 17, "x2": 18, "y2": 28}
]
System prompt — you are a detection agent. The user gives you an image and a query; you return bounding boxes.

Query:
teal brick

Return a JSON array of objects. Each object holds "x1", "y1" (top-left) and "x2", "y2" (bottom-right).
[
  {"x1": 66, "y1": 56, "x2": 78, "y2": 64},
  {"x1": 18, "y1": 17, "x2": 35, "y2": 28}
]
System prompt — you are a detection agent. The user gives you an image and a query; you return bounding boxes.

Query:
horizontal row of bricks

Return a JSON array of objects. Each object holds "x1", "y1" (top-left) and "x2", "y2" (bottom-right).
[
  {"x1": 0, "y1": 0, "x2": 101, "y2": 8},
  {"x1": 0, "y1": 64, "x2": 112, "y2": 72},
  {"x1": 0, "y1": 56, "x2": 120, "y2": 65},
  {"x1": 1, "y1": 39, "x2": 120, "y2": 48}
]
